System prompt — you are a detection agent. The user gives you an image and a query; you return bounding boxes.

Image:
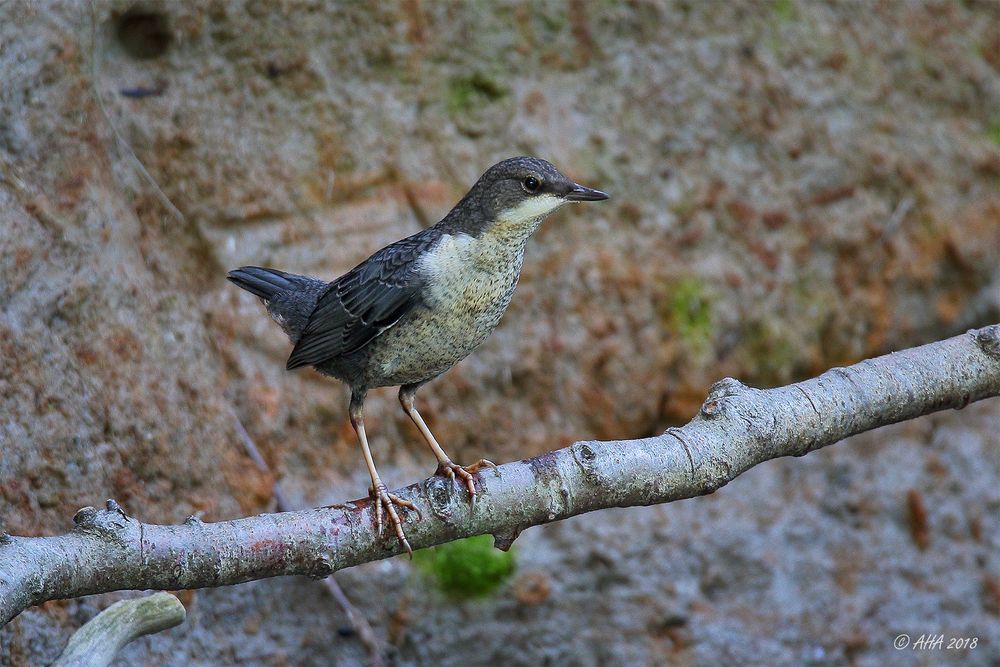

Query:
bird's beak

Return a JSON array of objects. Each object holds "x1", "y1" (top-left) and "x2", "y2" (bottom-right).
[{"x1": 564, "y1": 183, "x2": 609, "y2": 202}]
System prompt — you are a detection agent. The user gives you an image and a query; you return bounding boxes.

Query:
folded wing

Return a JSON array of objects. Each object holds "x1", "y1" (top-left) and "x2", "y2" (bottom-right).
[{"x1": 285, "y1": 230, "x2": 440, "y2": 370}]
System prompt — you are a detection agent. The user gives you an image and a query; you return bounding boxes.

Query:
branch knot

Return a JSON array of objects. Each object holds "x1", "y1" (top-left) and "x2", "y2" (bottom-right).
[
  {"x1": 73, "y1": 505, "x2": 132, "y2": 546},
  {"x1": 706, "y1": 377, "x2": 745, "y2": 400},
  {"x1": 571, "y1": 442, "x2": 600, "y2": 481},
  {"x1": 308, "y1": 555, "x2": 334, "y2": 579},
  {"x1": 972, "y1": 325, "x2": 1000, "y2": 360},
  {"x1": 492, "y1": 528, "x2": 521, "y2": 552},
  {"x1": 73, "y1": 506, "x2": 99, "y2": 528}
]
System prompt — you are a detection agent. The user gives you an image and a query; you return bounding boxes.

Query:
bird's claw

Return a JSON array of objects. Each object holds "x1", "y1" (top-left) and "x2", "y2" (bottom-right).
[
  {"x1": 435, "y1": 459, "x2": 496, "y2": 498},
  {"x1": 368, "y1": 483, "x2": 420, "y2": 558}
]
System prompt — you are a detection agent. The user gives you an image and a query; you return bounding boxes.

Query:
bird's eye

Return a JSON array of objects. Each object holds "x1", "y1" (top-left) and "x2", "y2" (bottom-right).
[{"x1": 521, "y1": 176, "x2": 541, "y2": 193}]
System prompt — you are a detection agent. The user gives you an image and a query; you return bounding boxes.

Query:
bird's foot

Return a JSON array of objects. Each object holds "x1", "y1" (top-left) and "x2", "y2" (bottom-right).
[
  {"x1": 368, "y1": 483, "x2": 421, "y2": 558},
  {"x1": 435, "y1": 459, "x2": 496, "y2": 497}
]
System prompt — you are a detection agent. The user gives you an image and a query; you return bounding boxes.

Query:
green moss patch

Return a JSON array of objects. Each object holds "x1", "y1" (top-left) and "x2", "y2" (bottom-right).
[
  {"x1": 414, "y1": 534, "x2": 516, "y2": 598},
  {"x1": 447, "y1": 73, "x2": 507, "y2": 115},
  {"x1": 773, "y1": 0, "x2": 797, "y2": 22},
  {"x1": 661, "y1": 277, "x2": 713, "y2": 354},
  {"x1": 987, "y1": 119, "x2": 1000, "y2": 148}
]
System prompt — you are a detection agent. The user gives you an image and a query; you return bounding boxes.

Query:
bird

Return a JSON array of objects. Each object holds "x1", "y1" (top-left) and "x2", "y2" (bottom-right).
[{"x1": 227, "y1": 156, "x2": 609, "y2": 554}]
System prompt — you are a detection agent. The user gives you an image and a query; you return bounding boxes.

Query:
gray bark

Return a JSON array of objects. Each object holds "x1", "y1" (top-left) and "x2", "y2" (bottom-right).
[
  {"x1": 2, "y1": 325, "x2": 998, "y2": 627},
  {"x1": 52, "y1": 592, "x2": 185, "y2": 667}
]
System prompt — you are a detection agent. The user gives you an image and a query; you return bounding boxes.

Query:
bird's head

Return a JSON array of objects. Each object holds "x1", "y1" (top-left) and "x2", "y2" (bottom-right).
[{"x1": 451, "y1": 156, "x2": 608, "y2": 237}]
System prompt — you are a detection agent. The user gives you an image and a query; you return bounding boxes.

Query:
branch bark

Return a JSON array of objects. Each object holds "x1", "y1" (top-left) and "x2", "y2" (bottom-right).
[
  {"x1": 53, "y1": 592, "x2": 185, "y2": 667},
  {"x1": 2, "y1": 325, "x2": 999, "y2": 626}
]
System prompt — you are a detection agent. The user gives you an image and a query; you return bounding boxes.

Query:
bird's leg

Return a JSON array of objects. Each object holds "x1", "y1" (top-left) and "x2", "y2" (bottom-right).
[
  {"x1": 398, "y1": 384, "x2": 495, "y2": 498},
  {"x1": 349, "y1": 393, "x2": 419, "y2": 556}
]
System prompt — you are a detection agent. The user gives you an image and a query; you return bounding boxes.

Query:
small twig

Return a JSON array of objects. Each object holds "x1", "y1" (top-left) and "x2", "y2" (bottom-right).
[
  {"x1": 321, "y1": 578, "x2": 384, "y2": 666},
  {"x1": 880, "y1": 196, "x2": 914, "y2": 243},
  {"x1": 231, "y1": 410, "x2": 384, "y2": 667},
  {"x1": 231, "y1": 410, "x2": 292, "y2": 513},
  {"x1": 389, "y1": 162, "x2": 432, "y2": 228},
  {"x1": 53, "y1": 593, "x2": 185, "y2": 667}
]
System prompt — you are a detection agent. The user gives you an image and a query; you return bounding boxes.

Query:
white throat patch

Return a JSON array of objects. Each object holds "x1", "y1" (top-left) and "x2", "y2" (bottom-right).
[
  {"x1": 489, "y1": 194, "x2": 565, "y2": 242},
  {"x1": 497, "y1": 194, "x2": 564, "y2": 227}
]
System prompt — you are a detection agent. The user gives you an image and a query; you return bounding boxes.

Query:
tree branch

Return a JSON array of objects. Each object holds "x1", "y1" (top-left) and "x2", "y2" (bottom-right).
[
  {"x1": 2, "y1": 325, "x2": 999, "y2": 626},
  {"x1": 53, "y1": 592, "x2": 185, "y2": 667}
]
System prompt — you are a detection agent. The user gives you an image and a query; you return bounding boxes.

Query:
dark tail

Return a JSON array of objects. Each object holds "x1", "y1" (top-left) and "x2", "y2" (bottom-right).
[
  {"x1": 227, "y1": 266, "x2": 313, "y2": 300},
  {"x1": 228, "y1": 267, "x2": 326, "y2": 343}
]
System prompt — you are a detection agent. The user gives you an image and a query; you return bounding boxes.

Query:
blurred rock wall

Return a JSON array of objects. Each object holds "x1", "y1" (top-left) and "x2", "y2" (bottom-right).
[{"x1": 1, "y1": 1, "x2": 998, "y2": 664}]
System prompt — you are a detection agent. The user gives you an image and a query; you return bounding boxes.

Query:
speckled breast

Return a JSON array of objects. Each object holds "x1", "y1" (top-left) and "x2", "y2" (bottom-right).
[{"x1": 364, "y1": 233, "x2": 527, "y2": 387}]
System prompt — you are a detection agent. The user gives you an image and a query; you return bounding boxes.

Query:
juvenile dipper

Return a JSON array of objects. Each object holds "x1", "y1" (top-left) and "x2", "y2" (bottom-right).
[{"x1": 228, "y1": 156, "x2": 608, "y2": 554}]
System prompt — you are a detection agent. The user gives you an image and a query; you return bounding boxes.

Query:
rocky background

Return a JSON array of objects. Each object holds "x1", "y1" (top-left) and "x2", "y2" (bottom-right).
[{"x1": 2, "y1": 0, "x2": 999, "y2": 664}]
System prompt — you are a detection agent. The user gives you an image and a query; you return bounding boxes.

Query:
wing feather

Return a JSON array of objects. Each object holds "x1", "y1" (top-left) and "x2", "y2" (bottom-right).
[{"x1": 285, "y1": 230, "x2": 439, "y2": 370}]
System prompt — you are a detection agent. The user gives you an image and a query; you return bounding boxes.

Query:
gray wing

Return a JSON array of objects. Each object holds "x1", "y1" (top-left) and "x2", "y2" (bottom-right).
[{"x1": 285, "y1": 230, "x2": 440, "y2": 370}]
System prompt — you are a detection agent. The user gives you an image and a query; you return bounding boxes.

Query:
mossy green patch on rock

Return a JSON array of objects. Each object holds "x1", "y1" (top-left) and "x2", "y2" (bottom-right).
[
  {"x1": 414, "y1": 534, "x2": 516, "y2": 598},
  {"x1": 660, "y1": 277, "x2": 713, "y2": 354},
  {"x1": 447, "y1": 73, "x2": 507, "y2": 115},
  {"x1": 773, "y1": 0, "x2": 797, "y2": 22},
  {"x1": 987, "y1": 119, "x2": 1000, "y2": 148}
]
